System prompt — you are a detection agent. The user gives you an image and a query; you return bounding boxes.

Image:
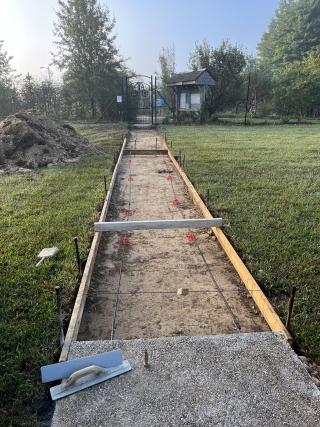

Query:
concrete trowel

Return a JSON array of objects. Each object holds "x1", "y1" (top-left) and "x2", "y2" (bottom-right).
[{"x1": 41, "y1": 349, "x2": 131, "y2": 400}]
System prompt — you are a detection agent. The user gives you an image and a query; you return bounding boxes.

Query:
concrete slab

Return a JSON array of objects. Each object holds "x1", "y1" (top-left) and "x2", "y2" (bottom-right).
[{"x1": 52, "y1": 332, "x2": 320, "y2": 426}]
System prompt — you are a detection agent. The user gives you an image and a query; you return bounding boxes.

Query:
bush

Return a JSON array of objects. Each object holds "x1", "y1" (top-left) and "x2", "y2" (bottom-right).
[
  {"x1": 280, "y1": 115, "x2": 290, "y2": 124},
  {"x1": 208, "y1": 114, "x2": 219, "y2": 123},
  {"x1": 197, "y1": 103, "x2": 209, "y2": 123}
]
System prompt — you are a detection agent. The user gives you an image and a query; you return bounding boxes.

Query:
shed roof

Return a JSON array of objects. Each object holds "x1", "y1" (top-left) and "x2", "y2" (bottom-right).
[{"x1": 166, "y1": 68, "x2": 215, "y2": 86}]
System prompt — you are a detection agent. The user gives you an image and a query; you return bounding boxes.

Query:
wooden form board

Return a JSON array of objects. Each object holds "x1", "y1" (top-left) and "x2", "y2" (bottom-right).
[
  {"x1": 59, "y1": 136, "x2": 128, "y2": 363},
  {"x1": 162, "y1": 138, "x2": 292, "y2": 343},
  {"x1": 94, "y1": 218, "x2": 222, "y2": 232},
  {"x1": 123, "y1": 149, "x2": 168, "y2": 156}
]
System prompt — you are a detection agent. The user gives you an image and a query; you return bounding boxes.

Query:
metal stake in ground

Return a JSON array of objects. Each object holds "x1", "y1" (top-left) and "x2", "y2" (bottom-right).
[
  {"x1": 55, "y1": 286, "x2": 65, "y2": 348},
  {"x1": 143, "y1": 350, "x2": 149, "y2": 368},
  {"x1": 74, "y1": 237, "x2": 82, "y2": 278},
  {"x1": 206, "y1": 188, "x2": 209, "y2": 207},
  {"x1": 183, "y1": 154, "x2": 185, "y2": 169},
  {"x1": 286, "y1": 285, "x2": 297, "y2": 330},
  {"x1": 104, "y1": 176, "x2": 107, "y2": 196}
]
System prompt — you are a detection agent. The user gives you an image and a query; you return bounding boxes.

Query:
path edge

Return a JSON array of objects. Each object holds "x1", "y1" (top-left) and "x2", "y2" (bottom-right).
[
  {"x1": 59, "y1": 135, "x2": 128, "y2": 362},
  {"x1": 162, "y1": 138, "x2": 292, "y2": 344}
]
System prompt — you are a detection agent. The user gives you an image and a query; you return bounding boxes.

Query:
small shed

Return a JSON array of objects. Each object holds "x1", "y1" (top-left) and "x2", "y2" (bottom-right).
[{"x1": 166, "y1": 69, "x2": 216, "y2": 118}]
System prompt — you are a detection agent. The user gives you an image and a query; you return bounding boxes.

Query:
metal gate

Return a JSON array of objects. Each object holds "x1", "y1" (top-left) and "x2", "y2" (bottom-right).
[{"x1": 126, "y1": 75, "x2": 153, "y2": 124}]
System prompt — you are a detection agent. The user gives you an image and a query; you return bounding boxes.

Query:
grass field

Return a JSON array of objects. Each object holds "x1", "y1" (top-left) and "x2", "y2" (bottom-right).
[
  {"x1": 161, "y1": 124, "x2": 320, "y2": 360},
  {"x1": 0, "y1": 123, "x2": 127, "y2": 426},
  {"x1": 178, "y1": 111, "x2": 320, "y2": 126}
]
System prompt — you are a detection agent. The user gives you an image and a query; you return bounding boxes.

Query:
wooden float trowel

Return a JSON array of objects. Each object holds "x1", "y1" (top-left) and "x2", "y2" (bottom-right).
[{"x1": 41, "y1": 349, "x2": 131, "y2": 400}]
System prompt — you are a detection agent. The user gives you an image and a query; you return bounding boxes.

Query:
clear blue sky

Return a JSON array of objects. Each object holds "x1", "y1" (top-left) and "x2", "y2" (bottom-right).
[{"x1": 0, "y1": 0, "x2": 280, "y2": 80}]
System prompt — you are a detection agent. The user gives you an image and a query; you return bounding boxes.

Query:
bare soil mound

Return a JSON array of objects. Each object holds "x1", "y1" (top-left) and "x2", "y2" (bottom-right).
[{"x1": 0, "y1": 110, "x2": 104, "y2": 174}]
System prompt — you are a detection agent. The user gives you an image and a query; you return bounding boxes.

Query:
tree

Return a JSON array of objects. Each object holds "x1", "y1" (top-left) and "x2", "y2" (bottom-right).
[
  {"x1": 52, "y1": 0, "x2": 124, "y2": 118},
  {"x1": 188, "y1": 39, "x2": 246, "y2": 116},
  {"x1": 156, "y1": 44, "x2": 176, "y2": 108},
  {"x1": 0, "y1": 41, "x2": 17, "y2": 118},
  {"x1": 257, "y1": 0, "x2": 320, "y2": 66},
  {"x1": 272, "y1": 49, "x2": 320, "y2": 119},
  {"x1": 242, "y1": 56, "x2": 273, "y2": 115}
]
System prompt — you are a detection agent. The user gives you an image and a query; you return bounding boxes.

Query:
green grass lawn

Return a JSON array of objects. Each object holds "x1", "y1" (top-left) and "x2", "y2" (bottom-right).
[
  {"x1": 178, "y1": 111, "x2": 320, "y2": 125},
  {"x1": 0, "y1": 123, "x2": 127, "y2": 426},
  {"x1": 161, "y1": 124, "x2": 320, "y2": 360}
]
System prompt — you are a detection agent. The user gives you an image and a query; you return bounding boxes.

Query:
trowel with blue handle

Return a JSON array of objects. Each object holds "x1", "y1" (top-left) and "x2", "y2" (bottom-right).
[{"x1": 41, "y1": 349, "x2": 131, "y2": 400}]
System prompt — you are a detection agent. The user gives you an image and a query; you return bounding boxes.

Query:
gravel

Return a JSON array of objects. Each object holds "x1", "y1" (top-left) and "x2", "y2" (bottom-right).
[{"x1": 52, "y1": 332, "x2": 320, "y2": 427}]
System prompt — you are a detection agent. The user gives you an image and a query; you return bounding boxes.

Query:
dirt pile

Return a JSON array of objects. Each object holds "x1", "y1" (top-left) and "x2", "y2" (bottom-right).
[{"x1": 0, "y1": 110, "x2": 104, "y2": 174}]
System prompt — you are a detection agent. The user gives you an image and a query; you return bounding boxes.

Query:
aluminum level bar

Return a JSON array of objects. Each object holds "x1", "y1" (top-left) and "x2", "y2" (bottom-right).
[{"x1": 94, "y1": 218, "x2": 222, "y2": 232}]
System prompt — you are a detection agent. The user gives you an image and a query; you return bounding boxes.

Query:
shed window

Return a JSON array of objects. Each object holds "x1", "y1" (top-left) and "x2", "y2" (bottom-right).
[
  {"x1": 180, "y1": 92, "x2": 187, "y2": 109},
  {"x1": 191, "y1": 92, "x2": 201, "y2": 109}
]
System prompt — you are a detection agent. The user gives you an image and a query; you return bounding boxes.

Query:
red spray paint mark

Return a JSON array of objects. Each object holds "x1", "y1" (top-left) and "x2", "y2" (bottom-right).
[{"x1": 188, "y1": 233, "x2": 197, "y2": 241}]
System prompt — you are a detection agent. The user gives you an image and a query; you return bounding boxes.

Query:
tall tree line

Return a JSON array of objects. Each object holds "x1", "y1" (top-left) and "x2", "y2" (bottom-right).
[
  {"x1": 0, "y1": 0, "x2": 128, "y2": 121},
  {"x1": 157, "y1": 0, "x2": 320, "y2": 120}
]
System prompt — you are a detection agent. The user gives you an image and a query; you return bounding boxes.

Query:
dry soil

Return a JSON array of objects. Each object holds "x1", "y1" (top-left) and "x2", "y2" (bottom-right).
[{"x1": 78, "y1": 129, "x2": 270, "y2": 341}]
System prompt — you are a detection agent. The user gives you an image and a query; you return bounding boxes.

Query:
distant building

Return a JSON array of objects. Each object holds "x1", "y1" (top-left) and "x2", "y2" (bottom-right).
[{"x1": 166, "y1": 69, "x2": 216, "y2": 118}]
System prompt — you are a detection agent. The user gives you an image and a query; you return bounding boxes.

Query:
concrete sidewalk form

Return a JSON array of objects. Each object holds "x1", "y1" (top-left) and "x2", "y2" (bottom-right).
[{"x1": 52, "y1": 332, "x2": 320, "y2": 426}]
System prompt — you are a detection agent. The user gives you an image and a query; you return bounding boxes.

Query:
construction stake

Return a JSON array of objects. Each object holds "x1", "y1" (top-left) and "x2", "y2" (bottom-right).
[
  {"x1": 55, "y1": 286, "x2": 65, "y2": 348},
  {"x1": 143, "y1": 350, "x2": 149, "y2": 368},
  {"x1": 286, "y1": 285, "x2": 297, "y2": 330},
  {"x1": 206, "y1": 188, "x2": 209, "y2": 207},
  {"x1": 74, "y1": 237, "x2": 82, "y2": 278},
  {"x1": 104, "y1": 176, "x2": 107, "y2": 196}
]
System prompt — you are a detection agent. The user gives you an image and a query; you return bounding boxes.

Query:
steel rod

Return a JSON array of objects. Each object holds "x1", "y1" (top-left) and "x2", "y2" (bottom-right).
[
  {"x1": 74, "y1": 237, "x2": 82, "y2": 278},
  {"x1": 286, "y1": 285, "x2": 297, "y2": 330},
  {"x1": 104, "y1": 176, "x2": 107, "y2": 196},
  {"x1": 206, "y1": 188, "x2": 209, "y2": 207},
  {"x1": 55, "y1": 286, "x2": 65, "y2": 348}
]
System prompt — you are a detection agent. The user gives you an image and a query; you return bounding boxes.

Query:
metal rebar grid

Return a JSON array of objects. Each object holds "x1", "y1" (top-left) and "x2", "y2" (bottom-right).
[{"x1": 161, "y1": 148, "x2": 241, "y2": 333}]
